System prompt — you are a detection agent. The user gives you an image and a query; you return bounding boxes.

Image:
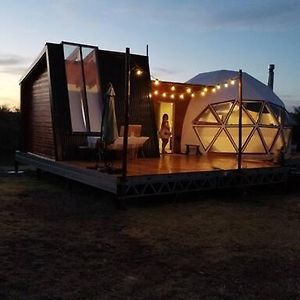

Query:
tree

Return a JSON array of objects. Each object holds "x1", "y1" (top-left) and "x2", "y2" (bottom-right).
[
  {"x1": 0, "y1": 105, "x2": 21, "y2": 164},
  {"x1": 291, "y1": 106, "x2": 300, "y2": 125}
]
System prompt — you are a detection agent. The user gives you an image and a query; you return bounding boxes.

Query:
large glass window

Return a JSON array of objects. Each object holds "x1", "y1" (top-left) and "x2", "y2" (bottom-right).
[{"x1": 63, "y1": 43, "x2": 103, "y2": 133}]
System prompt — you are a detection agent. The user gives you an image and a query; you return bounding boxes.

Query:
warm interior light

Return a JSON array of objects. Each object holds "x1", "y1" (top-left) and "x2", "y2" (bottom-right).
[
  {"x1": 171, "y1": 85, "x2": 175, "y2": 91},
  {"x1": 154, "y1": 79, "x2": 159, "y2": 85},
  {"x1": 170, "y1": 94, "x2": 175, "y2": 99},
  {"x1": 180, "y1": 94, "x2": 184, "y2": 99},
  {"x1": 149, "y1": 93, "x2": 152, "y2": 98},
  {"x1": 191, "y1": 93, "x2": 195, "y2": 97},
  {"x1": 162, "y1": 92, "x2": 166, "y2": 97},
  {"x1": 204, "y1": 87, "x2": 208, "y2": 92},
  {"x1": 186, "y1": 87, "x2": 192, "y2": 93},
  {"x1": 212, "y1": 88, "x2": 216, "y2": 93},
  {"x1": 154, "y1": 90, "x2": 159, "y2": 95},
  {"x1": 136, "y1": 69, "x2": 142, "y2": 76},
  {"x1": 224, "y1": 83, "x2": 229, "y2": 88},
  {"x1": 230, "y1": 80, "x2": 235, "y2": 85},
  {"x1": 201, "y1": 91, "x2": 206, "y2": 96},
  {"x1": 217, "y1": 84, "x2": 221, "y2": 90}
]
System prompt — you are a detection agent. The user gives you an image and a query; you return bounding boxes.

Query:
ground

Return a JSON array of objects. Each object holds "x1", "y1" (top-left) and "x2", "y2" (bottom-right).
[{"x1": 1, "y1": 169, "x2": 300, "y2": 299}]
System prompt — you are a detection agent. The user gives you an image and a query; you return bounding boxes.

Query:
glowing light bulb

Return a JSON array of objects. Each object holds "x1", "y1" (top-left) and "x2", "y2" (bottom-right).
[
  {"x1": 170, "y1": 94, "x2": 175, "y2": 99},
  {"x1": 136, "y1": 69, "x2": 142, "y2": 76},
  {"x1": 186, "y1": 87, "x2": 192, "y2": 93},
  {"x1": 191, "y1": 93, "x2": 195, "y2": 98},
  {"x1": 230, "y1": 80, "x2": 235, "y2": 85},
  {"x1": 224, "y1": 83, "x2": 229, "y2": 88},
  {"x1": 180, "y1": 94, "x2": 184, "y2": 99},
  {"x1": 171, "y1": 85, "x2": 175, "y2": 91},
  {"x1": 162, "y1": 92, "x2": 166, "y2": 97},
  {"x1": 212, "y1": 88, "x2": 216, "y2": 93},
  {"x1": 201, "y1": 91, "x2": 206, "y2": 96},
  {"x1": 149, "y1": 93, "x2": 152, "y2": 98},
  {"x1": 217, "y1": 84, "x2": 221, "y2": 90},
  {"x1": 154, "y1": 90, "x2": 158, "y2": 95},
  {"x1": 204, "y1": 87, "x2": 208, "y2": 92},
  {"x1": 154, "y1": 79, "x2": 159, "y2": 85}
]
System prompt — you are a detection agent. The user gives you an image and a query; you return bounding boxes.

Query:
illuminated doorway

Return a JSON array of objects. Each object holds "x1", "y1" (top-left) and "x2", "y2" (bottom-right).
[{"x1": 157, "y1": 102, "x2": 174, "y2": 153}]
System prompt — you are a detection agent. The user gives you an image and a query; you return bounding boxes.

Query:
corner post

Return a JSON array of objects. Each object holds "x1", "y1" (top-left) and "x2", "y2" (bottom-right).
[
  {"x1": 122, "y1": 48, "x2": 131, "y2": 180},
  {"x1": 238, "y1": 69, "x2": 243, "y2": 170}
]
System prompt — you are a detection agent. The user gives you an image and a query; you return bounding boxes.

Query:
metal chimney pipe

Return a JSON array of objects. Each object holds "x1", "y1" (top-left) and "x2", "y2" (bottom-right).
[{"x1": 268, "y1": 64, "x2": 275, "y2": 90}]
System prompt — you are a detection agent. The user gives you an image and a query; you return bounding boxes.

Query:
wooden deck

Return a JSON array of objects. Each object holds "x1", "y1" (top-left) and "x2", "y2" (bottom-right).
[
  {"x1": 16, "y1": 151, "x2": 288, "y2": 199},
  {"x1": 65, "y1": 153, "x2": 275, "y2": 177}
]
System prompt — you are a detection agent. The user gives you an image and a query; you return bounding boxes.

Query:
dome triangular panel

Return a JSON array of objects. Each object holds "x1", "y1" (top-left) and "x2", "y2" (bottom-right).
[
  {"x1": 243, "y1": 129, "x2": 266, "y2": 153},
  {"x1": 210, "y1": 129, "x2": 236, "y2": 153},
  {"x1": 194, "y1": 126, "x2": 220, "y2": 150},
  {"x1": 194, "y1": 106, "x2": 220, "y2": 125},
  {"x1": 259, "y1": 127, "x2": 279, "y2": 151},
  {"x1": 227, "y1": 104, "x2": 254, "y2": 125}
]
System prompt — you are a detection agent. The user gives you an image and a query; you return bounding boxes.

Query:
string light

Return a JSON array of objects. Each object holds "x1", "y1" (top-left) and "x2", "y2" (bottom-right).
[
  {"x1": 136, "y1": 69, "x2": 143, "y2": 76},
  {"x1": 150, "y1": 74, "x2": 239, "y2": 101},
  {"x1": 149, "y1": 93, "x2": 152, "y2": 98}
]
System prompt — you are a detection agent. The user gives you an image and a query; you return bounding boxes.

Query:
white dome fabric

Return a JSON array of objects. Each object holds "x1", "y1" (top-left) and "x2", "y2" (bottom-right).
[
  {"x1": 187, "y1": 70, "x2": 284, "y2": 107},
  {"x1": 181, "y1": 70, "x2": 290, "y2": 155}
]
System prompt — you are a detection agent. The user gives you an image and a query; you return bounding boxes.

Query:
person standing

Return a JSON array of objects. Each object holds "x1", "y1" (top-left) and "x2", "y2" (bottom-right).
[{"x1": 159, "y1": 113, "x2": 171, "y2": 154}]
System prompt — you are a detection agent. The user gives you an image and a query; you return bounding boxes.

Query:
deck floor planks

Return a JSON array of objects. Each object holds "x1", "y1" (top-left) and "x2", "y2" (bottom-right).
[{"x1": 64, "y1": 153, "x2": 275, "y2": 177}]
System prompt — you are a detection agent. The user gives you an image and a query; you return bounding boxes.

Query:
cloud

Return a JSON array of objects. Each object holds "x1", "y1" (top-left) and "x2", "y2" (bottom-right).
[
  {"x1": 0, "y1": 54, "x2": 29, "y2": 66},
  {"x1": 152, "y1": 67, "x2": 181, "y2": 76},
  {"x1": 0, "y1": 54, "x2": 29, "y2": 75},
  {"x1": 0, "y1": 66, "x2": 27, "y2": 76},
  {"x1": 278, "y1": 94, "x2": 300, "y2": 111},
  {"x1": 209, "y1": 0, "x2": 300, "y2": 30},
  {"x1": 99, "y1": 0, "x2": 300, "y2": 32}
]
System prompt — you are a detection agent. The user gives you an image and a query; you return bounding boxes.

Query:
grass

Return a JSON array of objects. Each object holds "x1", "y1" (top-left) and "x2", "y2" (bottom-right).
[{"x1": 1, "y1": 173, "x2": 300, "y2": 299}]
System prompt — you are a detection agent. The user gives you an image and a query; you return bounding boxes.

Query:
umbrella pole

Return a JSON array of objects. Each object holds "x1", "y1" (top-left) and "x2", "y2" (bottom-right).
[
  {"x1": 122, "y1": 47, "x2": 130, "y2": 180},
  {"x1": 238, "y1": 69, "x2": 243, "y2": 170}
]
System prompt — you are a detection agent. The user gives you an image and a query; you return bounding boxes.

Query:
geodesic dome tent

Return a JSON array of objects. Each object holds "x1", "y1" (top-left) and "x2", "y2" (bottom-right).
[{"x1": 181, "y1": 70, "x2": 292, "y2": 155}]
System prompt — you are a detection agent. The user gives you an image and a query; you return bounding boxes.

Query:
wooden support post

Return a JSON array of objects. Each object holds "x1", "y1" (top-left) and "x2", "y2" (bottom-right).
[
  {"x1": 122, "y1": 48, "x2": 131, "y2": 180},
  {"x1": 238, "y1": 69, "x2": 243, "y2": 170}
]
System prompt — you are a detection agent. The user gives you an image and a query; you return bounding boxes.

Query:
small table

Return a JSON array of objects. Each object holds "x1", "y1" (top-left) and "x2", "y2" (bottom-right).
[
  {"x1": 185, "y1": 144, "x2": 201, "y2": 155},
  {"x1": 108, "y1": 136, "x2": 150, "y2": 159}
]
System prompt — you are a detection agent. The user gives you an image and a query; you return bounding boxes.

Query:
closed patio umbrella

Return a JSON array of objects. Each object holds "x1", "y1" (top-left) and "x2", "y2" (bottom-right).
[{"x1": 101, "y1": 82, "x2": 118, "y2": 146}]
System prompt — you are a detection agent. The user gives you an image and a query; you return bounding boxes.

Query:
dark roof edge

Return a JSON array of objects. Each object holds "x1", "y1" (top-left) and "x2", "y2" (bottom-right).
[
  {"x1": 19, "y1": 44, "x2": 49, "y2": 84},
  {"x1": 19, "y1": 41, "x2": 148, "y2": 84}
]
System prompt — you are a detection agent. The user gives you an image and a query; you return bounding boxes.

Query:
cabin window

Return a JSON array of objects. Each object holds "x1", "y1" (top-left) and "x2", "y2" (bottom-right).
[{"x1": 63, "y1": 43, "x2": 103, "y2": 133}]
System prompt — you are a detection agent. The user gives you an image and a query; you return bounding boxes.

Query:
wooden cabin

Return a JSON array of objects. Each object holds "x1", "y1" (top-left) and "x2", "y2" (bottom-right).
[{"x1": 19, "y1": 41, "x2": 160, "y2": 161}]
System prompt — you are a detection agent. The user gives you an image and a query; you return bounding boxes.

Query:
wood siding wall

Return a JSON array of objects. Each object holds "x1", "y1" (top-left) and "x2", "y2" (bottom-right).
[{"x1": 24, "y1": 63, "x2": 55, "y2": 158}]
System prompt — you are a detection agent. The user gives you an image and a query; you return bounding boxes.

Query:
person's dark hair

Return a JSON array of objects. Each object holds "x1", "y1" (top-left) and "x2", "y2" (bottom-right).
[{"x1": 162, "y1": 113, "x2": 168, "y2": 120}]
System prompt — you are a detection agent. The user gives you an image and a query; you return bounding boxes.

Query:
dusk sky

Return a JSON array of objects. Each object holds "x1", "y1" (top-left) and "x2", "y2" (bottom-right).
[{"x1": 0, "y1": 0, "x2": 299, "y2": 111}]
